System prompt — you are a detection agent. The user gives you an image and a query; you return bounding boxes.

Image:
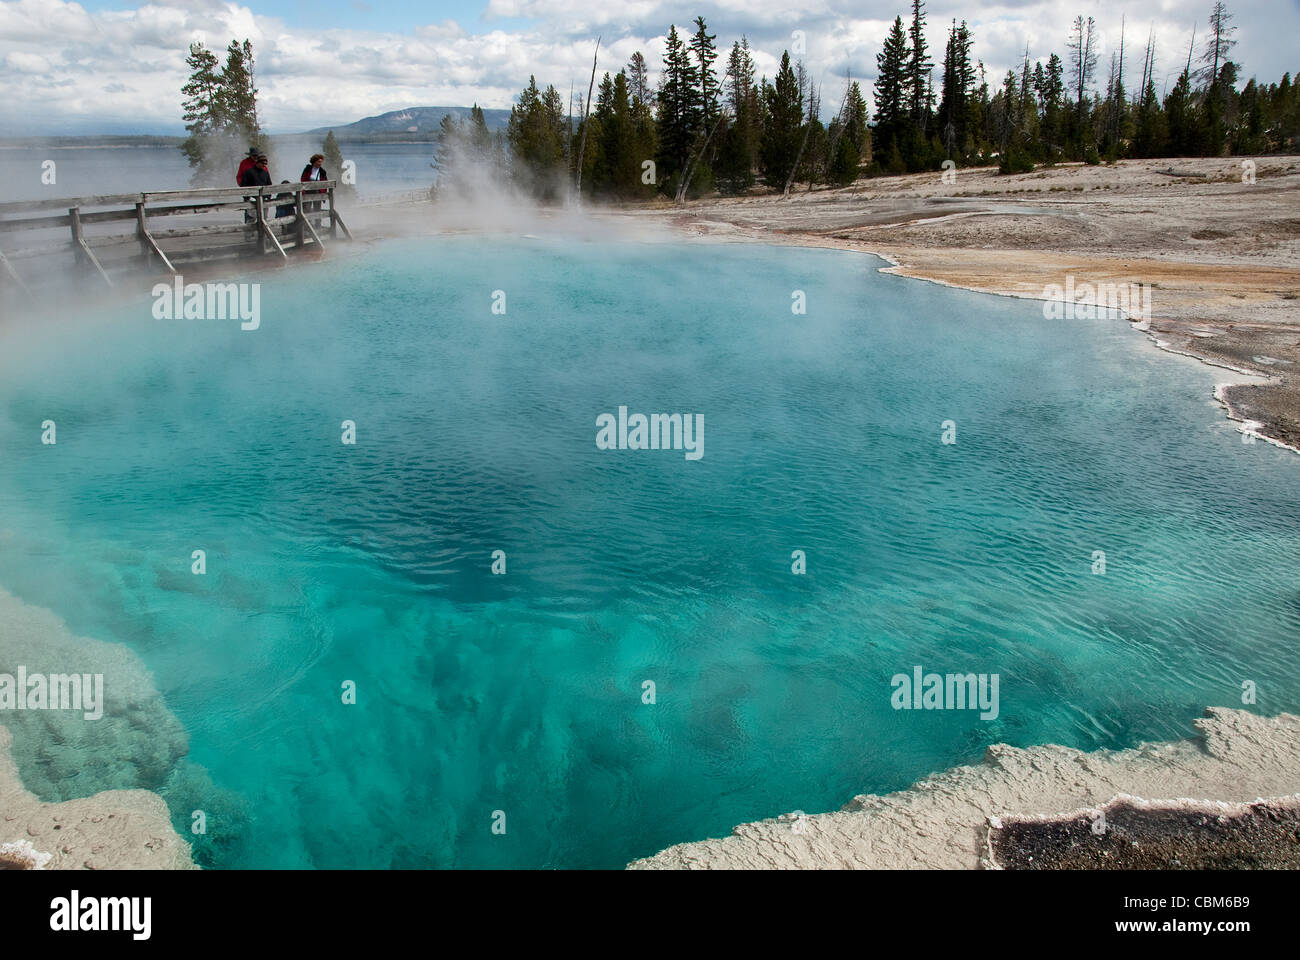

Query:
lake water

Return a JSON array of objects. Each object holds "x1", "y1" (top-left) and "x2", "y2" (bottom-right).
[
  {"x1": 0, "y1": 141, "x2": 437, "y2": 203},
  {"x1": 0, "y1": 235, "x2": 1297, "y2": 868}
]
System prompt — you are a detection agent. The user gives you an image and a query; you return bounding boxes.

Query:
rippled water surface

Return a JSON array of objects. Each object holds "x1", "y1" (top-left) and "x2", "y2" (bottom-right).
[{"x1": 0, "y1": 235, "x2": 1297, "y2": 867}]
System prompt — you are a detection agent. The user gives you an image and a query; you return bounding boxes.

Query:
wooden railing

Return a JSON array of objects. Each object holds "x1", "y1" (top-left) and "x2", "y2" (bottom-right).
[{"x1": 0, "y1": 181, "x2": 352, "y2": 292}]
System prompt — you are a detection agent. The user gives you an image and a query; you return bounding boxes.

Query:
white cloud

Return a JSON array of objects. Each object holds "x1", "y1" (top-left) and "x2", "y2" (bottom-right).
[{"x1": 0, "y1": 0, "x2": 1294, "y2": 135}]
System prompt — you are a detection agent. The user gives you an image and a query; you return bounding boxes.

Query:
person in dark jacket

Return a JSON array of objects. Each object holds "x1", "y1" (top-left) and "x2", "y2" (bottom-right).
[
  {"x1": 235, "y1": 146, "x2": 259, "y2": 184},
  {"x1": 239, "y1": 154, "x2": 272, "y2": 188},
  {"x1": 274, "y1": 180, "x2": 296, "y2": 220},
  {"x1": 239, "y1": 155, "x2": 272, "y2": 224}
]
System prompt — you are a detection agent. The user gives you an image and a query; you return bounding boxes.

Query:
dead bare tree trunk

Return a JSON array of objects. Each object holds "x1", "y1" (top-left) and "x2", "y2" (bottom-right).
[{"x1": 574, "y1": 37, "x2": 601, "y2": 203}]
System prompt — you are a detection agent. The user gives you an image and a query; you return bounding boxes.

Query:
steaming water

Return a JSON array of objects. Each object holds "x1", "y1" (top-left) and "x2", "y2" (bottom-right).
[{"x1": 1, "y1": 235, "x2": 1299, "y2": 868}]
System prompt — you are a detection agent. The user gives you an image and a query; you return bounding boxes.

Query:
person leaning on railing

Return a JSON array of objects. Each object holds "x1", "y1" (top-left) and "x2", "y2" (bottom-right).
[
  {"x1": 239, "y1": 154, "x2": 272, "y2": 224},
  {"x1": 300, "y1": 154, "x2": 328, "y2": 219}
]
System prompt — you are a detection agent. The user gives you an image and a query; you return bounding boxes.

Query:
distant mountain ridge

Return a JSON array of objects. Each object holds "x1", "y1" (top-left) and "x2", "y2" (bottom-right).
[{"x1": 303, "y1": 105, "x2": 512, "y2": 141}]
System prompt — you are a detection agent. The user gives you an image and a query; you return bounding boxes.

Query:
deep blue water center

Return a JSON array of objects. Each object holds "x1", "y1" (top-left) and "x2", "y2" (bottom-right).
[{"x1": 0, "y1": 235, "x2": 1298, "y2": 868}]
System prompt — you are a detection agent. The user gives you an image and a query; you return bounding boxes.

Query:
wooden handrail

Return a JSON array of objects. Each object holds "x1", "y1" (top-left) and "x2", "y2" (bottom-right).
[
  {"x1": 0, "y1": 181, "x2": 339, "y2": 217},
  {"x1": 0, "y1": 179, "x2": 348, "y2": 289}
]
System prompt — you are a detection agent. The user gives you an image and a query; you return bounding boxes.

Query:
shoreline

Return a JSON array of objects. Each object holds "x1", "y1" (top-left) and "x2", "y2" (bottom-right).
[
  {"x1": 638, "y1": 220, "x2": 1300, "y2": 456},
  {"x1": 628, "y1": 155, "x2": 1300, "y2": 453},
  {"x1": 629, "y1": 708, "x2": 1300, "y2": 869}
]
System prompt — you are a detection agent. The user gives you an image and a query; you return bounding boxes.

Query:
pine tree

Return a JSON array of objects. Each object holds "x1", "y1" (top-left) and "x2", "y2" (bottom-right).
[
  {"x1": 469, "y1": 104, "x2": 492, "y2": 161},
  {"x1": 1165, "y1": 67, "x2": 1196, "y2": 155},
  {"x1": 586, "y1": 72, "x2": 616, "y2": 193},
  {"x1": 657, "y1": 25, "x2": 702, "y2": 189},
  {"x1": 907, "y1": 0, "x2": 933, "y2": 124},
  {"x1": 826, "y1": 79, "x2": 868, "y2": 186},
  {"x1": 434, "y1": 113, "x2": 463, "y2": 193},
  {"x1": 937, "y1": 20, "x2": 975, "y2": 158},
  {"x1": 180, "y1": 42, "x2": 222, "y2": 178},
  {"x1": 1198, "y1": 2, "x2": 1239, "y2": 90},
  {"x1": 904, "y1": 0, "x2": 934, "y2": 168},
  {"x1": 1038, "y1": 53, "x2": 1066, "y2": 156},
  {"x1": 627, "y1": 52, "x2": 651, "y2": 107},
  {"x1": 218, "y1": 40, "x2": 259, "y2": 145},
  {"x1": 873, "y1": 17, "x2": 910, "y2": 167},
  {"x1": 761, "y1": 51, "x2": 803, "y2": 190},
  {"x1": 508, "y1": 77, "x2": 568, "y2": 200},
  {"x1": 322, "y1": 130, "x2": 347, "y2": 193},
  {"x1": 691, "y1": 17, "x2": 719, "y2": 125},
  {"x1": 716, "y1": 39, "x2": 759, "y2": 193},
  {"x1": 842, "y1": 82, "x2": 870, "y2": 155},
  {"x1": 1199, "y1": 2, "x2": 1240, "y2": 154}
]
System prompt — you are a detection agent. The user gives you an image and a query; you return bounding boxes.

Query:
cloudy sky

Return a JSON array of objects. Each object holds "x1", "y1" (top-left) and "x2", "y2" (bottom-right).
[{"x1": 1, "y1": 0, "x2": 1295, "y2": 135}]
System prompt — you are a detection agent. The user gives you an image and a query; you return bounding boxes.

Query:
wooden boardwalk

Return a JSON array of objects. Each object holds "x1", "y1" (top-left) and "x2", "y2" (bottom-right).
[{"x1": 0, "y1": 181, "x2": 352, "y2": 297}]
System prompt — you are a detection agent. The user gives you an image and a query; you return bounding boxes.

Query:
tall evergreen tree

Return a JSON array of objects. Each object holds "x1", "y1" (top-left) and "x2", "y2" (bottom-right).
[
  {"x1": 937, "y1": 20, "x2": 975, "y2": 156},
  {"x1": 716, "y1": 39, "x2": 759, "y2": 193},
  {"x1": 906, "y1": 0, "x2": 934, "y2": 126},
  {"x1": 217, "y1": 40, "x2": 259, "y2": 145},
  {"x1": 691, "y1": 17, "x2": 720, "y2": 124},
  {"x1": 1164, "y1": 67, "x2": 1197, "y2": 155},
  {"x1": 322, "y1": 130, "x2": 348, "y2": 193},
  {"x1": 873, "y1": 16, "x2": 910, "y2": 169},
  {"x1": 657, "y1": 25, "x2": 702, "y2": 188},
  {"x1": 1198, "y1": 2, "x2": 1239, "y2": 90},
  {"x1": 627, "y1": 52, "x2": 651, "y2": 106},
  {"x1": 761, "y1": 51, "x2": 803, "y2": 188},
  {"x1": 180, "y1": 42, "x2": 223, "y2": 179},
  {"x1": 827, "y1": 79, "x2": 869, "y2": 184},
  {"x1": 507, "y1": 76, "x2": 568, "y2": 200},
  {"x1": 1038, "y1": 53, "x2": 1066, "y2": 155}
]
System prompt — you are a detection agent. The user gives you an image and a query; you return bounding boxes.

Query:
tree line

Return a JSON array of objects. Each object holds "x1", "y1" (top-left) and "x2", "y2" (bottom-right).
[
  {"x1": 455, "y1": 1, "x2": 1297, "y2": 200},
  {"x1": 182, "y1": 3, "x2": 1297, "y2": 200}
]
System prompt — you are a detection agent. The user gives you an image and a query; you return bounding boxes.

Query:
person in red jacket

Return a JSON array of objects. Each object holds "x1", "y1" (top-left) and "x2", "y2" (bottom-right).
[
  {"x1": 300, "y1": 153, "x2": 328, "y2": 218},
  {"x1": 235, "y1": 146, "x2": 259, "y2": 185}
]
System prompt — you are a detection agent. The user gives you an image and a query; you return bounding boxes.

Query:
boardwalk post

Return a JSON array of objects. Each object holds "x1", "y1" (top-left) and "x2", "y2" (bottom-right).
[
  {"x1": 254, "y1": 187, "x2": 289, "y2": 260},
  {"x1": 134, "y1": 201, "x2": 150, "y2": 261},
  {"x1": 69, "y1": 206, "x2": 84, "y2": 266},
  {"x1": 254, "y1": 191, "x2": 266, "y2": 255},
  {"x1": 295, "y1": 187, "x2": 306, "y2": 248},
  {"x1": 326, "y1": 184, "x2": 351, "y2": 240},
  {"x1": 69, "y1": 206, "x2": 112, "y2": 287},
  {"x1": 134, "y1": 199, "x2": 176, "y2": 275}
]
